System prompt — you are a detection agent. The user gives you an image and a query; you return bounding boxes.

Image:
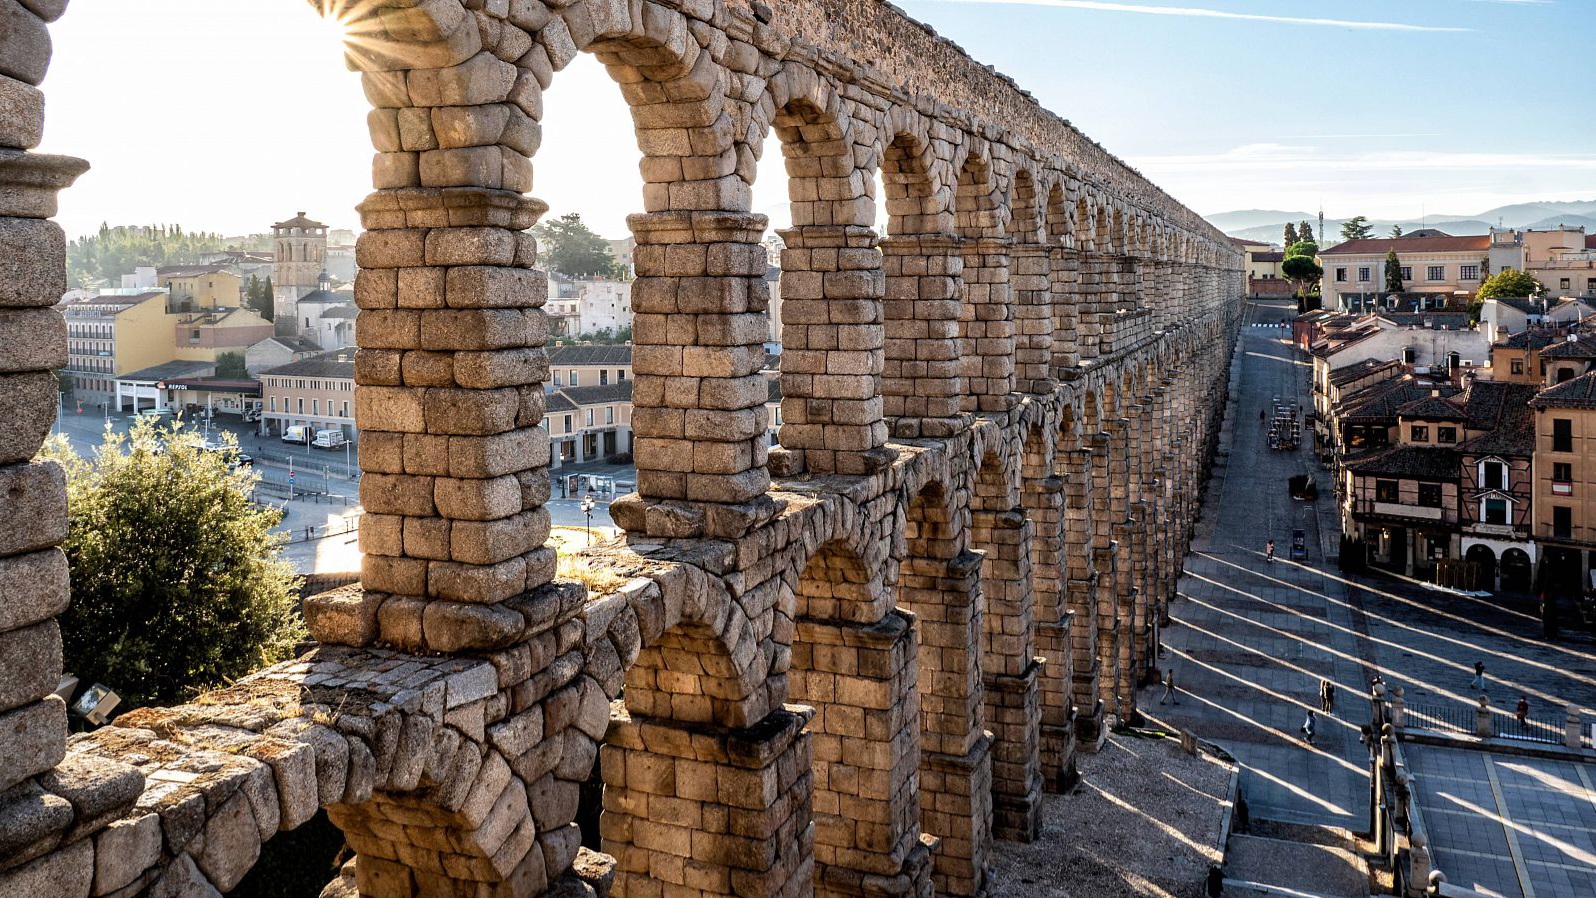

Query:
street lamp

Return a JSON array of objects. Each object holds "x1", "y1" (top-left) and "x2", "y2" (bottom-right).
[{"x1": 581, "y1": 494, "x2": 595, "y2": 546}]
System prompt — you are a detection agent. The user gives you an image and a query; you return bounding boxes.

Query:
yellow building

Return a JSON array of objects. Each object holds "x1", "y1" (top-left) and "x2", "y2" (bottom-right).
[
  {"x1": 1530, "y1": 371, "x2": 1596, "y2": 593},
  {"x1": 58, "y1": 291, "x2": 177, "y2": 406},
  {"x1": 172, "y1": 307, "x2": 275, "y2": 363},
  {"x1": 1523, "y1": 227, "x2": 1596, "y2": 299},
  {"x1": 1319, "y1": 234, "x2": 1492, "y2": 309},
  {"x1": 157, "y1": 265, "x2": 242, "y2": 311}
]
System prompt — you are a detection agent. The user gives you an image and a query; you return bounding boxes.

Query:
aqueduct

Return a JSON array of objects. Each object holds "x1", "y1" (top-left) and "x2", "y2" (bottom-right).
[{"x1": 0, "y1": 0, "x2": 1243, "y2": 895}]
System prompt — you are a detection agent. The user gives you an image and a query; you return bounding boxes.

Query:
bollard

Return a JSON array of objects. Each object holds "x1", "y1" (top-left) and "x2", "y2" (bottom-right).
[
  {"x1": 1566, "y1": 706, "x2": 1582, "y2": 750},
  {"x1": 1391, "y1": 685, "x2": 1406, "y2": 730},
  {"x1": 1476, "y1": 695, "x2": 1493, "y2": 739}
]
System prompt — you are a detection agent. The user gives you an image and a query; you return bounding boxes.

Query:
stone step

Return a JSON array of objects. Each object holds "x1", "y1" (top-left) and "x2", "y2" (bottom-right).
[{"x1": 1223, "y1": 830, "x2": 1372, "y2": 898}]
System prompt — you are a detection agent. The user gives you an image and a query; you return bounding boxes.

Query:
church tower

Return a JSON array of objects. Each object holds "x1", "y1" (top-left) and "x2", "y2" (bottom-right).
[{"x1": 271, "y1": 212, "x2": 327, "y2": 336}]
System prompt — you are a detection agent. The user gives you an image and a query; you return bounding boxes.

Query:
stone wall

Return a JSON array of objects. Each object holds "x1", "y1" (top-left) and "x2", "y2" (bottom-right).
[{"x1": 0, "y1": 1, "x2": 1244, "y2": 896}]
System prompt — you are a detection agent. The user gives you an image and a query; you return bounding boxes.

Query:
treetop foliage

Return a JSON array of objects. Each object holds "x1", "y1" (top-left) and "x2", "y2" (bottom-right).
[
  {"x1": 1340, "y1": 216, "x2": 1374, "y2": 241},
  {"x1": 1283, "y1": 222, "x2": 1299, "y2": 246},
  {"x1": 1384, "y1": 249, "x2": 1405, "y2": 294},
  {"x1": 533, "y1": 213, "x2": 625, "y2": 280},
  {"x1": 246, "y1": 274, "x2": 275, "y2": 321},
  {"x1": 1477, "y1": 268, "x2": 1543, "y2": 300},
  {"x1": 66, "y1": 224, "x2": 232, "y2": 289},
  {"x1": 1285, "y1": 240, "x2": 1319, "y2": 259},
  {"x1": 40, "y1": 420, "x2": 304, "y2": 709}
]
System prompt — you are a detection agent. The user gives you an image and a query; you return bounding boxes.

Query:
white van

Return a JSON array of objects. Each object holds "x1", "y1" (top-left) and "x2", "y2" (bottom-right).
[
  {"x1": 312, "y1": 429, "x2": 347, "y2": 451},
  {"x1": 281, "y1": 425, "x2": 309, "y2": 445}
]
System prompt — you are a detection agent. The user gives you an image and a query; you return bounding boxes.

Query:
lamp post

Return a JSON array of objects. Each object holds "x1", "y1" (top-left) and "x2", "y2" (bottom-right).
[{"x1": 581, "y1": 494, "x2": 595, "y2": 546}]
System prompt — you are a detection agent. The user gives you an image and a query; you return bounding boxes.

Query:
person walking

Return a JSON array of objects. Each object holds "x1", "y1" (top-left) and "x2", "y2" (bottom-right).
[
  {"x1": 1300, "y1": 709, "x2": 1317, "y2": 745},
  {"x1": 1320, "y1": 679, "x2": 1336, "y2": 714},
  {"x1": 1470, "y1": 661, "x2": 1486, "y2": 693},
  {"x1": 1516, "y1": 695, "x2": 1530, "y2": 730},
  {"x1": 1265, "y1": 539, "x2": 1276, "y2": 564},
  {"x1": 1160, "y1": 668, "x2": 1179, "y2": 706}
]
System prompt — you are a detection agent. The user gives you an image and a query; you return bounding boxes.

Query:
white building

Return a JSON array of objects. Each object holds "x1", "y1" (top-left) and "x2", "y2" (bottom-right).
[{"x1": 547, "y1": 275, "x2": 632, "y2": 339}]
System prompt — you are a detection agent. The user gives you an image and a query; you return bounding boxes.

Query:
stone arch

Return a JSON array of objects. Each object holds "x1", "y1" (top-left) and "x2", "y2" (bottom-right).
[
  {"x1": 954, "y1": 149, "x2": 1015, "y2": 411},
  {"x1": 1010, "y1": 167, "x2": 1043, "y2": 245},
  {"x1": 880, "y1": 125, "x2": 948, "y2": 236}
]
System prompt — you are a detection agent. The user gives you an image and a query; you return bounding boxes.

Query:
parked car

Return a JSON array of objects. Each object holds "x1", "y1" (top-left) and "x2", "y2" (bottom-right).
[
  {"x1": 281, "y1": 426, "x2": 310, "y2": 445},
  {"x1": 312, "y1": 429, "x2": 347, "y2": 451}
]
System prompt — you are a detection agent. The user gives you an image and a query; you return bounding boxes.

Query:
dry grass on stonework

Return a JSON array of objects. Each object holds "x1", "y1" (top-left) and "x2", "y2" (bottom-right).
[
  {"x1": 988, "y1": 733, "x2": 1233, "y2": 898},
  {"x1": 556, "y1": 537, "x2": 631, "y2": 597}
]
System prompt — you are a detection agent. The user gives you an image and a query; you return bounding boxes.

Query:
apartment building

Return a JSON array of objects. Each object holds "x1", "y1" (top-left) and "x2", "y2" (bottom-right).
[
  {"x1": 259, "y1": 348, "x2": 357, "y2": 440},
  {"x1": 546, "y1": 344, "x2": 632, "y2": 391},
  {"x1": 58, "y1": 292, "x2": 172, "y2": 406},
  {"x1": 1523, "y1": 227, "x2": 1596, "y2": 299},
  {"x1": 1319, "y1": 233, "x2": 1493, "y2": 310},
  {"x1": 157, "y1": 265, "x2": 242, "y2": 310},
  {"x1": 1530, "y1": 372, "x2": 1596, "y2": 593}
]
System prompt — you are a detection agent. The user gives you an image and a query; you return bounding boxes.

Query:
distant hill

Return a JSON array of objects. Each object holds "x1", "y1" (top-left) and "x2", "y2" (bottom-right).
[{"x1": 1211, "y1": 200, "x2": 1596, "y2": 246}]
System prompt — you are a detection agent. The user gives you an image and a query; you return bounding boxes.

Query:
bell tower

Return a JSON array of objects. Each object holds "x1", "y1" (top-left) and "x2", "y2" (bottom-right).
[{"x1": 271, "y1": 211, "x2": 327, "y2": 336}]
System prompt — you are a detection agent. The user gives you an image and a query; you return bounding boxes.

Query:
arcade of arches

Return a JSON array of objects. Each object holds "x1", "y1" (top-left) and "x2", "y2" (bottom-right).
[{"x1": 0, "y1": 1, "x2": 1242, "y2": 896}]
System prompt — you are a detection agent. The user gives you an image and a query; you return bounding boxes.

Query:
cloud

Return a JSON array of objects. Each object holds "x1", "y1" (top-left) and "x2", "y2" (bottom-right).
[
  {"x1": 929, "y1": 0, "x2": 1472, "y2": 32},
  {"x1": 1130, "y1": 145, "x2": 1596, "y2": 176}
]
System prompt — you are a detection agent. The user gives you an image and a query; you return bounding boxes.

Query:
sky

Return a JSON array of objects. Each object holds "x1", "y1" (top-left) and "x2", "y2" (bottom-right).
[{"x1": 36, "y1": 0, "x2": 1596, "y2": 242}]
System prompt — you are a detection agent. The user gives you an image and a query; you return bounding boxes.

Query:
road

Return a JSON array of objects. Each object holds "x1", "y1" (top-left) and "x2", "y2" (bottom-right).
[{"x1": 1142, "y1": 299, "x2": 1596, "y2": 830}]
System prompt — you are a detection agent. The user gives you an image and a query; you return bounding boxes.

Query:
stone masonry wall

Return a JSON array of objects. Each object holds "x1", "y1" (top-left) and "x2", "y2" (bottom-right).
[{"x1": 0, "y1": 1, "x2": 1244, "y2": 897}]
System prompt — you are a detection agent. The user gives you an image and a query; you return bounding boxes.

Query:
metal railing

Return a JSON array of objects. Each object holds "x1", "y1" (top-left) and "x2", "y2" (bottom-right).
[{"x1": 1402, "y1": 701, "x2": 1584, "y2": 748}]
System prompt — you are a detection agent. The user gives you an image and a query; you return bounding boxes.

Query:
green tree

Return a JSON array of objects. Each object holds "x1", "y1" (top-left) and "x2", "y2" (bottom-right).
[
  {"x1": 1283, "y1": 222, "x2": 1299, "y2": 246},
  {"x1": 215, "y1": 351, "x2": 248, "y2": 379},
  {"x1": 1477, "y1": 268, "x2": 1542, "y2": 300},
  {"x1": 1389, "y1": 224, "x2": 1404, "y2": 238},
  {"x1": 1285, "y1": 240, "x2": 1318, "y2": 259},
  {"x1": 245, "y1": 274, "x2": 275, "y2": 321},
  {"x1": 1282, "y1": 253, "x2": 1324, "y2": 297},
  {"x1": 1384, "y1": 249, "x2": 1404, "y2": 294},
  {"x1": 1298, "y1": 220, "x2": 1315, "y2": 244},
  {"x1": 65, "y1": 223, "x2": 231, "y2": 288},
  {"x1": 533, "y1": 213, "x2": 624, "y2": 279},
  {"x1": 1480, "y1": 255, "x2": 1491, "y2": 278},
  {"x1": 1340, "y1": 216, "x2": 1373, "y2": 242},
  {"x1": 39, "y1": 421, "x2": 304, "y2": 709}
]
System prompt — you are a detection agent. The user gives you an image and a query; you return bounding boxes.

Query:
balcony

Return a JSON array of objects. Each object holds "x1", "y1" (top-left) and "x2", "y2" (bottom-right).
[{"x1": 1553, "y1": 481, "x2": 1574, "y2": 496}]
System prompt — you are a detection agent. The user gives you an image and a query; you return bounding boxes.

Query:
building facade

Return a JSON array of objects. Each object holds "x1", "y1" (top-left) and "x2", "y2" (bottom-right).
[
  {"x1": 259, "y1": 348, "x2": 358, "y2": 440},
  {"x1": 1320, "y1": 234, "x2": 1493, "y2": 310},
  {"x1": 58, "y1": 291, "x2": 173, "y2": 406},
  {"x1": 271, "y1": 211, "x2": 329, "y2": 336}
]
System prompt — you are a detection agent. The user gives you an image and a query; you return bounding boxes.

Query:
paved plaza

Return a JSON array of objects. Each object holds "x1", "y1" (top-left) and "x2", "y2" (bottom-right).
[
  {"x1": 1144, "y1": 299, "x2": 1596, "y2": 835},
  {"x1": 1406, "y1": 743, "x2": 1596, "y2": 897}
]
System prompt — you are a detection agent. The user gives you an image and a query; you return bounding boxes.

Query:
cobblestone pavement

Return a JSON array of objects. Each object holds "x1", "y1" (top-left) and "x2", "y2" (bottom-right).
[{"x1": 1142, "y1": 299, "x2": 1596, "y2": 831}]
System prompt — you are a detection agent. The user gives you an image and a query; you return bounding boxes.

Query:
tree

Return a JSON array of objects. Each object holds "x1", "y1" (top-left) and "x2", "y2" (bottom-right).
[
  {"x1": 1340, "y1": 216, "x2": 1373, "y2": 242},
  {"x1": 1384, "y1": 249, "x2": 1404, "y2": 294},
  {"x1": 66, "y1": 223, "x2": 231, "y2": 288},
  {"x1": 246, "y1": 274, "x2": 275, "y2": 321},
  {"x1": 1389, "y1": 224, "x2": 1404, "y2": 238},
  {"x1": 1477, "y1": 268, "x2": 1542, "y2": 300},
  {"x1": 1282, "y1": 253, "x2": 1324, "y2": 297},
  {"x1": 1298, "y1": 220, "x2": 1315, "y2": 244},
  {"x1": 215, "y1": 351, "x2": 248, "y2": 379},
  {"x1": 1283, "y1": 222, "x2": 1299, "y2": 247},
  {"x1": 39, "y1": 421, "x2": 304, "y2": 709},
  {"x1": 1285, "y1": 240, "x2": 1319, "y2": 259},
  {"x1": 533, "y1": 213, "x2": 624, "y2": 279},
  {"x1": 1480, "y1": 255, "x2": 1491, "y2": 278}
]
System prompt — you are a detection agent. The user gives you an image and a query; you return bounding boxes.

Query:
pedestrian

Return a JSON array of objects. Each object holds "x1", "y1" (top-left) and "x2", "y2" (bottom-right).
[
  {"x1": 1470, "y1": 661, "x2": 1485, "y2": 693},
  {"x1": 1320, "y1": 679, "x2": 1336, "y2": 714},
  {"x1": 1516, "y1": 695, "x2": 1530, "y2": 729},
  {"x1": 1260, "y1": 408, "x2": 1267, "y2": 422},
  {"x1": 1300, "y1": 709, "x2": 1317, "y2": 745},
  {"x1": 1160, "y1": 668, "x2": 1179, "y2": 705},
  {"x1": 1265, "y1": 539, "x2": 1276, "y2": 563}
]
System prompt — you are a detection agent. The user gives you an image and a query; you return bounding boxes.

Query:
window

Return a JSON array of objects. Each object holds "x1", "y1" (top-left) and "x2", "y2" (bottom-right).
[
  {"x1": 1511, "y1": 359, "x2": 1524, "y2": 375},
  {"x1": 563, "y1": 414, "x2": 573, "y2": 434},
  {"x1": 1335, "y1": 267, "x2": 1348, "y2": 282},
  {"x1": 605, "y1": 406, "x2": 614, "y2": 424},
  {"x1": 1554, "y1": 418, "x2": 1573, "y2": 452},
  {"x1": 1427, "y1": 266, "x2": 1445, "y2": 282},
  {"x1": 1400, "y1": 266, "x2": 1412, "y2": 281},
  {"x1": 1376, "y1": 479, "x2": 1400, "y2": 502},
  {"x1": 617, "y1": 369, "x2": 626, "y2": 381},
  {"x1": 312, "y1": 399, "x2": 319, "y2": 415},
  {"x1": 1484, "y1": 497, "x2": 1508, "y2": 526},
  {"x1": 553, "y1": 371, "x2": 562, "y2": 385},
  {"x1": 1418, "y1": 483, "x2": 1443, "y2": 508},
  {"x1": 1437, "y1": 426, "x2": 1457, "y2": 444},
  {"x1": 1482, "y1": 461, "x2": 1505, "y2": 490},
  {"x1": 1554, "y1": 462, "x2": 1573, "y2": 483},
  {"x1": 1554, "y1": 506, "x2": 1573, "y2": 539},
  {"x1": 569, "y1": 370, "x2": 578, "y2": 387},
  {"x1": 270, "y1": 397, "x2": 277, "y2": 412},
  {"x1": 1587, "y1": 278, "x2": 1596, "y2": 295},
  {"x1": 1460, "y1": 265, "x2": 1479, "y2": 281},
  {"x1": 600, "y1": 370, "x2": 609, "y2": 385},
  {"x1": 1558, "y1": 367, "x2": 1576, "y2": 383},
  {"x1": 585, "y1": 409, "x2": 594, "y2": 426},
  {"x1": 341, "y1": 401, "x2": 349, "y2": 417},
  {"x1": 297, "y1": 398, "x2": 304, "y2": 414},
  {"x1": 1358, "y1": 267, "x2": 1371, "y2": 282},
  {"x1": 1560, "y1": 278, "x2": 1571, "y2": 291},
  {"x1": 1410, "y1": 424, "x2": 1429, "y2": 442}
]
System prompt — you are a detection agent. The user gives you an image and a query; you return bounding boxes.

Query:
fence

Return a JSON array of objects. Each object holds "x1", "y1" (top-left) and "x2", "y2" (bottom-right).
[{"x1": 1403, "y1": 701, "x2": 1584, "y2": 748}]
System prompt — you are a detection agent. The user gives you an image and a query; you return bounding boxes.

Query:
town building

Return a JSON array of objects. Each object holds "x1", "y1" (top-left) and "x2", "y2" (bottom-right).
[
  {"x1": 245, "y1": 335, "x2": 322, "y2": 377},
  {"x1": 1456, "y1": 381, "x2": 1539, "y2": 591},
  {"x1": 270, "y1": 211, "x2": 329, "y2": 336},
  {"x1": 292, "y1": 287, "x2": 357, "y2": 350},
  {"x1": 546, "y1": 275, "x2": 632, "y2": 339},
  {"x1": 1529, "y1": 372, "x2": 1596, "y2": 593},
  {"x1": 1319, "y1": 233, "x2": 1493, "y2": 310},
  {"x1": 58, "y1": 291, "x2": 172, "y2": 406},
  {"x1": 157, "y1": 265, "x2": 242, "y2": 310},
  {"x1": 546, "y1": 344, "x2": 632, "y2": 391},
  {"x1": 545, "y1": 382, "x2": 634, "y2": 467},
  {"x1": 1523, "y1": 226, "x2": 1596, "y2": 299},
  {"x1": 259, "y1": 348, "x2": 357, "y2": 441},
  {"x1": 1477, "y1": 296, "x2": 1546, "y2": 343}
]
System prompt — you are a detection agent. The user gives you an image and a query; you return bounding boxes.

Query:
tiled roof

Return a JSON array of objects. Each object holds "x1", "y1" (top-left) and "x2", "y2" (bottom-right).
[
  {"x1": 1532, "y1": 371, "x2": 1596, "y2": 409},
  {"x1": 1499, "y1": 329, "x2": 1559, "y2": 350},
  {"x1": 1340, "y1": 377, "x2": 1457, "y2": 422},
  {"x1": 1490, "y1": 296, "x2": 1543, "y2": 316},
  {"x1": 559, "y1": 382, "x2": 632, "y2": 405},
  {"x1": 1321, "y1": 235, "x2": 1491, "y2": 255},
  {"x1": 261, "y1": 348, "x2": 355, "y2": 379},
  {"x1": 1457, "y1": 381, "x2": 1538, "y2": 457},
  {"x1": 319, "y1": 306, "x2": 359, "y2": 319},
  {"x1": 157, "y1": 264, "x2": 234, "y2": 278},
  {"x1": 1252, "y1": 252, "x2": 1284, "y2": 262},
  {"x1": 296, "y1": 289, "x2": 353, "y2": 306},
  {"x1": 273, "y1": 212, "x2": 326, "y2": 229},
  {"x1": 59, "y1": 292, "x2": 164, "y2": 312},
  {"x1": 1344, "y1": 444, "x2": 1460, "y2": 480},
  {"x1": 1396, "y1": 395, "x2": 1467, "y2": 421},
  {"x1": 253, "y1": 336, "x2": 322, "y2": 354},
  {"x1": 1329, "y1": 358, "x2": 1401, "y2": 387},
  {"x1": 546, "y1": 344, "x2": 632, "y2": 367},
  {"x1": 1537, "y1": 338, "x2": 1596, "y2": 361}
]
